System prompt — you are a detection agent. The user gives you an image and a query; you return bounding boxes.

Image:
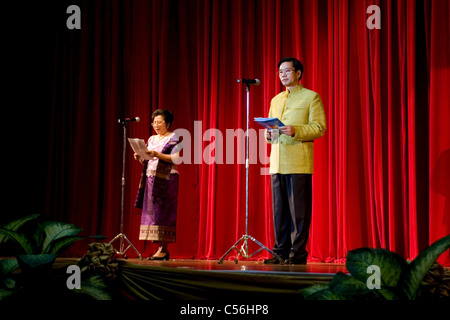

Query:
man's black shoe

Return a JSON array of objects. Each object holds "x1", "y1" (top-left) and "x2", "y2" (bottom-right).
[
  {"x1": 263, "y1": 257, "x2": 284, "y2": 264},
  {"x1": 285, "y1": 257, "x2": 307, "y2": 265}
]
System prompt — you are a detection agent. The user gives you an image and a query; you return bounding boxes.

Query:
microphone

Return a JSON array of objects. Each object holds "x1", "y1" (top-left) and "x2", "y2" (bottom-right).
[
  {"x1": 237, "y1": 79, "x2": 261, "y2": 86},
  {"x1": 118, "y1": 117, "x2": 140, "y2": 123}
]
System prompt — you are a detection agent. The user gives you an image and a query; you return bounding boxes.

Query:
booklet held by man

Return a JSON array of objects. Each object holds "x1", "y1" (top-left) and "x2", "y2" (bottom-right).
[
  {"x1": 128, "y1": 138, "x2": 151, "y2": 160},
  {"x1": 254, "y1": 117, "x2": 285, "y2": 129}
]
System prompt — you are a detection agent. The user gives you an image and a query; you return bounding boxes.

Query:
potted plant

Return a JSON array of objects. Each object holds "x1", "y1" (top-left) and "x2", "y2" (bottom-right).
[{"x1": 302, "y1": 235, "x2": 450, "y2": 300}]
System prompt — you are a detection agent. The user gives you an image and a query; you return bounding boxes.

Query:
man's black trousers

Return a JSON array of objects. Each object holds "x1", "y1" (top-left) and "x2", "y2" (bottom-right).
[{"x1": 270, "y1": 173, "x2": 312, "y2": 260}]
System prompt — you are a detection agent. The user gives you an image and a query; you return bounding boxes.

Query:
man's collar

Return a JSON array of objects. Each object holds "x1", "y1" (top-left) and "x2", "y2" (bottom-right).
[{"x1": 285, "y1": 84, "x2": 303, "y2": 95}]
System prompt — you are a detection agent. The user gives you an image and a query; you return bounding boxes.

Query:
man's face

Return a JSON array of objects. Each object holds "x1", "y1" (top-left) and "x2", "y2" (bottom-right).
[{"x1": 279, "y1": 61, "x2": 301, "y2": 88}]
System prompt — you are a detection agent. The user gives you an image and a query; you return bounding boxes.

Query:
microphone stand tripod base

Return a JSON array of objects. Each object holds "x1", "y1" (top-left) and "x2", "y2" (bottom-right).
[
  {"x1": 218, "y1": 234, "x2": 284, "y2": 265},
  {"x1": 109, "y1": 233, "x2": 143, "y2": 260}
]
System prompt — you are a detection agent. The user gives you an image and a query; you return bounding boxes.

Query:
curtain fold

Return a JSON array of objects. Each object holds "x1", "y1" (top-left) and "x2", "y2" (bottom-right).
[{"x1": 46, "y1": 0, "x2": 450, "y2": 265}]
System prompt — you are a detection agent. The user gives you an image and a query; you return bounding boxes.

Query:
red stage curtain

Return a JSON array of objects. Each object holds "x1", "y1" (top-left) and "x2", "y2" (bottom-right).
[{"x1": 46, "y1": 0, "x2": 449, "y2": 265}]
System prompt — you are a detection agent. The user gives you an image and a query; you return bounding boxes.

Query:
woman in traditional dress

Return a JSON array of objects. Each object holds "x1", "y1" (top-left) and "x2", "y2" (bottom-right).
[{"x1": 133, "y1": 109, "x2": 181, "y2": 260}]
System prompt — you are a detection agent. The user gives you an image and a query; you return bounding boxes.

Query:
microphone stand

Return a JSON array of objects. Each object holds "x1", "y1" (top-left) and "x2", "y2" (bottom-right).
[
  {"x1": 218, "y1": 82, "x2": 284, "y2": 264},
  {"x1": 109, "y1": 120, "x2": 142, "y2": 259}
]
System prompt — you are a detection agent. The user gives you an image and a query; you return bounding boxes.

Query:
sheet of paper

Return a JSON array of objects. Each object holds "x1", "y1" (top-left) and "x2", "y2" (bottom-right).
[{"x1": 128, "y1": 138, "x2": 151, "y2": 160}]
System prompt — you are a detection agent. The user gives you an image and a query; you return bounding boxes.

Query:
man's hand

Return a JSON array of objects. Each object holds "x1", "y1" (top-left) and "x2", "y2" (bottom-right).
[
  {"x1": 265, "y1": 129, "x2": 272, "y2": 140},
  {"x1": 279, "y1": 125, "x2": 295, "y2": 137}
]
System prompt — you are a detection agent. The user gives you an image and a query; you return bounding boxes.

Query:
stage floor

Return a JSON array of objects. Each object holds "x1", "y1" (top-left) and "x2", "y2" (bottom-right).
[{"x1": 124, "y1": 258, "x2": 348, "y2": 276}]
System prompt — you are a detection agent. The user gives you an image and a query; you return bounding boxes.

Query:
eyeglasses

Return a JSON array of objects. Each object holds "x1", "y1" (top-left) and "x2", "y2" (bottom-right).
[
  {"x1": 279, "y1": 68, "x2": 295, "y2": 75},
  {"x1": 151, "y1": 121, "x2": 165, "y2": 126}
]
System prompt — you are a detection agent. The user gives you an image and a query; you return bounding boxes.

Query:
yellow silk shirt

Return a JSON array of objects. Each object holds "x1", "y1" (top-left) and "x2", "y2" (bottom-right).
[{"x1": 267, "y1": 84, "x2": 327, "y2": 174}]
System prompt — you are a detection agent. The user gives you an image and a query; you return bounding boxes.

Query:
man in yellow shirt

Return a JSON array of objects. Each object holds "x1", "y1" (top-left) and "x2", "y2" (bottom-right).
[{"x1": 264, "y1": 57, "x2": 327, "y2": 265}]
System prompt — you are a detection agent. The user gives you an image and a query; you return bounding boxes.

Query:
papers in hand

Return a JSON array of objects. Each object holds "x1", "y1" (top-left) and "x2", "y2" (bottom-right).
[
  {"x1": 254, "y1": 117, "x2": 285, "y2": 129},
  {"x1": 128, "y1": 138, "x2": 151, "y2": 160}
]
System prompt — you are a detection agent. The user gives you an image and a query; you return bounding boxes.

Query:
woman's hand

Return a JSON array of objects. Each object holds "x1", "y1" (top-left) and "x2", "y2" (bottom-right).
[
  {"x1": 145, "y1": 150, "x2": 175, "y2": 163},
  {"x1": 145, "y1": 150, "x2": 159, "y2": 158},
  {"x1": 134, "y1": 153, "x2": 141, "y2": 161}
]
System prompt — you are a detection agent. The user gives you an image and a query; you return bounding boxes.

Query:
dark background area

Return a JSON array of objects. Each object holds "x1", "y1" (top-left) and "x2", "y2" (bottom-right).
[{"x1": 1, "y1": 2, "x2": 59, "y2": 224}]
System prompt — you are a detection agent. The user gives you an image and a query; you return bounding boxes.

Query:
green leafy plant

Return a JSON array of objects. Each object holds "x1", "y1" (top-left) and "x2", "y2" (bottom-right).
[
  {"x1": 0, "y1": 215, "x2": 115, "y2": 300},
  {"x1": 302, "y1": 235, "x2": 450, "y2": 300},
  {"x1": 0, "y1": 258, "x2": 19, "y2": 300},
  {"x1": 0, "y1": 214, "x2": 83, "y2": 256},
  {"x1": 0, "y1": 214, "x2": 84, "y2": 299}
]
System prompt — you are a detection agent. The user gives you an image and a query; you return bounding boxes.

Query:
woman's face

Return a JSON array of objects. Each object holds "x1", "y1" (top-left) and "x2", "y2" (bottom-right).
[{"x1": 152, "y1": 115, "x2": 168, "y2": 135}]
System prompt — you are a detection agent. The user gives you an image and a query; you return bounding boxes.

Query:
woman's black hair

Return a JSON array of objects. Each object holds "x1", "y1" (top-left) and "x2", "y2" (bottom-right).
[{"x1": 152, "y1": 109, "x2": 174, "y2": 127}]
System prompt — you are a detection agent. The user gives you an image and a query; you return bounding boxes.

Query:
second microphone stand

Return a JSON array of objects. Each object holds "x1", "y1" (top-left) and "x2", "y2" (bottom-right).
[{"x1": 218, "y1": 82, "x2": 284, "y2": 264}]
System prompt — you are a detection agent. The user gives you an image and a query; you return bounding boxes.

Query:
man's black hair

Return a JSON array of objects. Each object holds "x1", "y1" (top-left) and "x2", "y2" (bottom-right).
[{"x1": 277, "y1": 57, "x2": 304, "y2": 80}]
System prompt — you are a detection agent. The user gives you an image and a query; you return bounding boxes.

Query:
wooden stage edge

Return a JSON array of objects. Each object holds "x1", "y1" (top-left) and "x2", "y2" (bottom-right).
[
  {"x1": 117, "y1": 258, "x2": 348, "y2": 276},
  {"x1": 45, "y1": 258, "x2": 349, "y2": 280}
]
